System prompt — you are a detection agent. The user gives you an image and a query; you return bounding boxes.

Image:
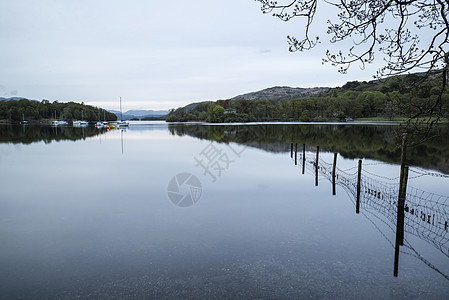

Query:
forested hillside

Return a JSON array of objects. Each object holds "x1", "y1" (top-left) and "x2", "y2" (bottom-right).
[
  {"x1": 0, "y1": 99, "x2": 117, "y2": 123},
  {"x1": 166, "y1": 74, "x2": 449, "y2": 123}
]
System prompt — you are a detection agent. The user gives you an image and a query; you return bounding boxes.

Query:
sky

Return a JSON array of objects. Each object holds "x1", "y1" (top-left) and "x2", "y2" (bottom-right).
[{"x1": 0, "y1": 0, "x2": 384, "y2": 111}]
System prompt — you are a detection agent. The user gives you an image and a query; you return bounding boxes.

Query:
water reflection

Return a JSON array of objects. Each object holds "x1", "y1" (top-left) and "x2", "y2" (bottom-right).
[
  {"x1": 1, "y1": 122, "x2": 449, "y2": 298},
  {"x1": 0, "y1": 125, "x2": 108, "y2": 144},
  {"x1": 169, "y1": 123, "x2": 449, "y2": 174},
  {"x1": 168, "y1": 123, "x2": 449, "y2": 280},
  {"x1": 290, "y1": 143, "x2": 449, "y2": 280},
  {"x1": 120, "y1": 128, "x2": 126, "y2": 155}
]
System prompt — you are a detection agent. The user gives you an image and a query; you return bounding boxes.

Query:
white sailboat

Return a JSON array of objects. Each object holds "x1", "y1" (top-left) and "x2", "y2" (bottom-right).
[
  {"x1": 117, "y1": 97, "x2": 129, "y2": 128},
  {"x1": 20, "y1": 114, "x2": 29, "y2": 125},
  {"x1": 96, "y1": 108, "x2": 105, "y2": 128},
  {"x1": 51, "y1": 111, "x2": 68, "y2": 126},
  {"x1": 73, "y1": 111, "x2": 89, "y2": 127}
]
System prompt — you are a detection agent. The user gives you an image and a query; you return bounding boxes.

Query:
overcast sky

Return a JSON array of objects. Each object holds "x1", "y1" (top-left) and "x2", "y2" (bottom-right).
[{"x1": 0, "y1": 0, "x2": 383, "y2": 111}]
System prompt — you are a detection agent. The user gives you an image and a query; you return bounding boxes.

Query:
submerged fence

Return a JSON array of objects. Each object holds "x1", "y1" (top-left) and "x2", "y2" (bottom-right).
[{"x1": 290, "y1": 143, "x2": 449, "y2": 279}]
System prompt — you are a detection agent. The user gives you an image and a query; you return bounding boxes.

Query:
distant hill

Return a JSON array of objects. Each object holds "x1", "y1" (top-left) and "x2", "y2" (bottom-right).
[
  {"x1": 180, "y1": 87, "x2": 329, "y2": 112},
  {"x1": 230, "y1": 86, "x2": 330, "y2": 101},
  {"x1": 167, "y1": 71, "x2": 446, "y2": 123},
  {"x1": 108, "y1": 109, "x2": 169, "y2": 120},
  {"x1": 0, "y1": 97, "x2": 39, "y2": 102},
  {"x1": 184, "y1": 101, "x2": 212, "y2": 112}
]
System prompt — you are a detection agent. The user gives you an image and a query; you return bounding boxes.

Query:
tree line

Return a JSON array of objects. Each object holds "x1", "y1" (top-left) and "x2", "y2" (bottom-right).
[
  {"x1": 0, "y1": 99, "x2": 117, "y2": 123},
  {"x1": 166, "y1": 74, "x2": 449, "y2": 123}
]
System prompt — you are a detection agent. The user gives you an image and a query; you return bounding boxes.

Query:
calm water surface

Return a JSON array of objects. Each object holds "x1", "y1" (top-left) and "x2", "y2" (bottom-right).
[{"x1": 0, "y1": 122, "x2": 448, "y2": 299}]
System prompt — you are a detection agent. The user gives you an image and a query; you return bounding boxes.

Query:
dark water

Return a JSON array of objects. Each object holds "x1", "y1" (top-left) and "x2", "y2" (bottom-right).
[{"x1": 0, "y1": 122, "x2": 448, "y2": 299}]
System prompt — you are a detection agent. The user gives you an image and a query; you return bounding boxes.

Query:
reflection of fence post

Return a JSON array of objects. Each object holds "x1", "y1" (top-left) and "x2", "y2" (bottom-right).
[
  {"x1": 394, "y1": 231, "x2": 400, "y2": 277},
  {"x1": 332, "y1": 153, "x2": 337, "y2": 195},
  {"x1": 302, "y1": 144, "x2": 306, "y2": 174},
  {"x1": 315, "y1": 146, "x2": 320, "y2": 186},
  {"x1": 356, "y1": 159, "x2": 362, "y2": 214},
  {"x1": 295, "y1": 143, "x2": 298, "y2": 165}
]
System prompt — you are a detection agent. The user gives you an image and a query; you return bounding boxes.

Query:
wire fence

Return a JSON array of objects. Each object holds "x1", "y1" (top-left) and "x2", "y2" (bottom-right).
[{"x1": 291, "y1": 145, "x2": 449, "y2": 260}]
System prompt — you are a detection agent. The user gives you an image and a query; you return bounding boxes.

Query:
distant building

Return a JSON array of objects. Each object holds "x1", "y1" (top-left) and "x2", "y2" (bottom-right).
[{"x1": 224, "y1": 108, "x2": 237, "y2": 114}]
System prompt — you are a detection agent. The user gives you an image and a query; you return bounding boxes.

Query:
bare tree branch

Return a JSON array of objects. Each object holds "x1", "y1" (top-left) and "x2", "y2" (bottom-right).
[{"x1": 256, "y1": 0, "x2": 449, "y2": 143}]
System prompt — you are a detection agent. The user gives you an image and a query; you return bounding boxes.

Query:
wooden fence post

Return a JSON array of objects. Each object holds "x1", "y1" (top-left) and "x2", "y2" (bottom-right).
[
  {"x1": 397, "y1": 134, "x2": 408, "y2": 246},
  {"x1": 398, "y1": 165, "x2": 409, "y2": 246},
  {"x1": 395, "y1": 165, "x2": 409, "y2": 276},
  {"x1": 356, "y1": 159, "x2": 362, "y2": 214}
]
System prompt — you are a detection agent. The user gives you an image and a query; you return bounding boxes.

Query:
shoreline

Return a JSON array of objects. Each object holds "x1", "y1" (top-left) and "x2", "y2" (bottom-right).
[{"x1": 1, "y1": 118, "x2": 447, "y2": 126}]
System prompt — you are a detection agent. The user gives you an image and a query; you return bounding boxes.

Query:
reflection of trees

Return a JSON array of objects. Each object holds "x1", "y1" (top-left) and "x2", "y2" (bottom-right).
[
  {"x1": 296, "y1": 147, "x2": 449, "y2": 280},
  {"x1": 0, "y1": 125, "x2": 107, "y2": 144},
  {"x1": 168, "y1": 124, "x2": 449, "y2": 174}
]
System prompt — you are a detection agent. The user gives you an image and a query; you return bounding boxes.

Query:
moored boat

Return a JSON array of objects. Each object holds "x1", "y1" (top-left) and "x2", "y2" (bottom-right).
[
  {"x1": 117, "y1": 97, "x2": 129, "y2": 128},
  {"x1": 73, "y1": 111, "x2": 89, "y2": 127},
  {"x1": 51, "y1": 120, "x2": 68, "y2": 126},
  {"x1": 73, "y1": 120, "x2": 89, "y2": 127}
]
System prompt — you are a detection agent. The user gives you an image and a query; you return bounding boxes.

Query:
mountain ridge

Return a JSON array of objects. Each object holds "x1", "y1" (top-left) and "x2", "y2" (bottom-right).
[
  {"x1": 180, "y1": 86, "x2": 331, "y2": 111},
  {"x1": 230, "y1": 86, "x2": 330, "y2": 101},
  {"x1": 0, "y1": 97, "x2": 39, "y2": 102},
  {"x1": 108, "y1": 109, "x2": 169, "y2": 120}
]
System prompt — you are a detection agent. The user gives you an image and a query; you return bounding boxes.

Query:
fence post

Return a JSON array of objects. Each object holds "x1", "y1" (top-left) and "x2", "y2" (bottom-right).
[
  {"x1": 356, "y1": 159, "x2": 362, "y2": 214},
  {"x1": 397, "y1": 134, "x2": 408, "y2": 246},
  {"x1": 398, "y1": 165, "x2": 409, "y2": 246},
  {"x1": 394, "y1": 165, "x2": 409, "y2": 276},
  {"x1": 332, "y1": 153, "x2": 338, "y2": 195},
  {"x1": 315, "y1": 146, "x2": 320, "y2": 186},
  {"x1": 291, "y1": 143, "x2": 293, "y2": 158}
]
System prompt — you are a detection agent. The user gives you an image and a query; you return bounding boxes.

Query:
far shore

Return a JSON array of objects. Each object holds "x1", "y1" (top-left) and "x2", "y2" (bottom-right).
[{"x1": 1, "y1": 117, "x2": 447, "y2": 126}]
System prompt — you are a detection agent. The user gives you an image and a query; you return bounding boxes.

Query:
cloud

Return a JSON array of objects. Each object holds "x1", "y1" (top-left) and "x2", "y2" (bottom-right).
[
  {"x1": 0, "y1": 0, "x2": 386, "y2": 110},
  {"x1": 0, "y1": 85, "x2": 19, "y2": 97}
]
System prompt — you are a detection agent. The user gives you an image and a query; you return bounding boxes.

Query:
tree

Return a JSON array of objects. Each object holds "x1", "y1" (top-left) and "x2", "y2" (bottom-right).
[
  {"x1": 300, "y1": 109, "x2": 311, "y2": 122},
  {"x1": 257, "y1": 0, "x2": 448, "y2": 75},
  {"x1": 209, "y1": 105, "x2": 225, "y2": 122},
  {"x1": 257, "y1": 0, "x2": 449, "y2": 142}
]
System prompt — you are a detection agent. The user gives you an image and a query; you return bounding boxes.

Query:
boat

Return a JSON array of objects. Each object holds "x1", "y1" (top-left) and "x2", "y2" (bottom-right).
[
  {"x1": 117, "y1": 97, "x2": 129, "y2": 128},
  {"x1": 73, "y1": 120, "x2": 89, "y2": 126},
  {"x1": 117, "y1": 121, "x2": 129, "y2": 128},
  {"x1": 96, "y1": 109, "x2": 110, "y2": 128},
  {"x1": 51, "y1": 111, "x2": 68, "y2": 126},
  {"x1": 51, "y1": 120, "x2": 68, "y2": 126},
  {"x1": 75, "y1": 120, "x2": 89, "y2": 126},
  {"x1": 20, "y1": 114, "x2": 29, "y2": 125},
  {"x1": 73, "y1": 111, "x2": 89, "y2": 127}
]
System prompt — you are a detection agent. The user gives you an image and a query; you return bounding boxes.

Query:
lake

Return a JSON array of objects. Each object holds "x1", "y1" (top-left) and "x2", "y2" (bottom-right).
[{"x1": 0, "y1": 121, "x2": 448, "y2": 299}]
